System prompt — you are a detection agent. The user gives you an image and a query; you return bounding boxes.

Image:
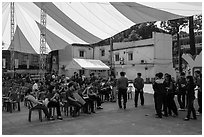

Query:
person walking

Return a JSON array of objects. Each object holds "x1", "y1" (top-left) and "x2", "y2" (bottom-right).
[
  {"x1": 133, "y1": 73, "x2": 144, "y2": 107},
  {"x1": 184, "y1": 75, "x2": 197, "y2": 121},
  {"x1": 117, "y1": 72, "x2": 129, "y2": 109}
]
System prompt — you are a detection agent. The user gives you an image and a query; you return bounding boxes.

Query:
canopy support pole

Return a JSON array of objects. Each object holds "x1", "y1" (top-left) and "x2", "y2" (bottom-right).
[
  {"x1": 39, "y1": 3, "x2": 47, "y2": 80},
  {"x1": 110, "y1": 37, "x2": 115, "y2": 76},
  {"x1": 10, "y1": 2, "x2": 15, "y2": 78}
]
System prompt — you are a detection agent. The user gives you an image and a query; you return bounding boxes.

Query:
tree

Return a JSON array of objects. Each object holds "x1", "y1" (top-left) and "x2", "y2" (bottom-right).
[
  {"x1": 128, "y1": 30, "x2": 141, "y2": 41},
  {"x1": 194, "y1": 14, "x2": 202, "y2": 32},
  {"x1": 160, "y1": 18, "x2": 188, "y2": 35}
]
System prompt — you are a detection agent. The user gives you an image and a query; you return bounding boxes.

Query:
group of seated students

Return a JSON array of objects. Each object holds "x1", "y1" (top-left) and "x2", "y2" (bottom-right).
[{"x1": 24, "y1": 75, "x2": 104, "y2": 121}]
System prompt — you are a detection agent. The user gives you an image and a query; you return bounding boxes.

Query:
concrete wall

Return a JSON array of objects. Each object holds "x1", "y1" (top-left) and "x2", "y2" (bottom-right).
[
  {"x1": 113, "y1": 32, "x2": 176, "y2": 81},
  {"x1": 72, "y1": 46, "x2": 93, "y2": 59}
]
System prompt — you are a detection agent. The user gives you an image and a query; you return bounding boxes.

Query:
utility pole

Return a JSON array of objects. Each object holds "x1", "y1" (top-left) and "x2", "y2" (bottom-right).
[
  {"x1": 176, "y1": 25, "x2": 182, "y2": 73},
  {"x1": 110, "y1": 37, "x2": 114, "y2": 76},
  {"x1": 10, "y1": 2, "x2": 15, "y2": 78},
  {"x1": 189, "y1": 16, "x2": 196, "y2": 57},
  {"x1": 40, "y1": 3, "x2": 47, "y2": 80}
]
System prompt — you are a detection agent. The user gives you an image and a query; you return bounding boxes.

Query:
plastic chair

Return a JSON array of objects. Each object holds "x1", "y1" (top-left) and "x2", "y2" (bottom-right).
[
  {"x1": 127, "y1": 86, "x2": 133, "y2": 99},
  {"x1": 25, "y1": 98, "x2": 43, "y2": 122}
]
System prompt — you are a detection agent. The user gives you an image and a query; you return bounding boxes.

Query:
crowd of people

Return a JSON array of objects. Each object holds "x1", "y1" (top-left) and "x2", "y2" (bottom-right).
[
  {"x1": 2, "y1": 70, "x2": 202, "y2": 122},
  {"x1": 14, "y1": 72, "x2": 115, "y2": 120},
  {"x1": 152, "y1": 70, "x2": 202, "y2": 120}
]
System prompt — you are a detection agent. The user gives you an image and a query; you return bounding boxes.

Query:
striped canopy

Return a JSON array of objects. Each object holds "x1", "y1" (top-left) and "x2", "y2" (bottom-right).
[{"x1": 2, "y1": 2, "x2": 202, "y2": 54}]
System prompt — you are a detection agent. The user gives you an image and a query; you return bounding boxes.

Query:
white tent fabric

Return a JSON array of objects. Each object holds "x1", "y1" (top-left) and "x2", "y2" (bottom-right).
[
  {"x1": 2, "y1": 2, "x2": 202, "y2": 54},
  {"x1": 65, "y1": 58, "x2": 110, "y2": 70}
]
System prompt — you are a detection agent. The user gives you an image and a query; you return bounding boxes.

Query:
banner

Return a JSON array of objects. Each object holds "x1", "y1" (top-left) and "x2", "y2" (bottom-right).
[
  {"x1": 26, "y1": 60, "x2": 29, "y2": 69},
  {"x1": 15, "y1": 59, "x2": 19, "y2": 69},
  {"x1": 2, "y1": 58, "x2": 6, "y2": 68}
]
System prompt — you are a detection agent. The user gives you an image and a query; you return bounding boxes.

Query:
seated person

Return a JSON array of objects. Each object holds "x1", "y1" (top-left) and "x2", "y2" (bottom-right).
[
  {"x1": 25, "y1": 88, "x2": 54, "y2": 121},
  {"x1": 75, "y1": 83, "x2": 95, "y2": 114},
  {"x1": 45, "y1": 87, "x2": 63, "y2": 120},
  {"x1": 66, "y1": 82, "x2": 82, "y2": 117},
  {"x1": 83, "y1": 85, "x2": 103, "y2": 109}
]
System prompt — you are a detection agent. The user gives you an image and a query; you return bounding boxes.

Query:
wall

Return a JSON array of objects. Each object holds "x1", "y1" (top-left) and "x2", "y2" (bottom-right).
[
  {"x1": 113, "y1": 32, "x2": 175, "y2": 81},
  {"x1": 153, "y1": 32, "x2": 176, "y2": 78},
  {"x1": 72, "y1": 46, "x2": 93, "y2": 59},
  {"x1": 94, "y1": 45, "x2": 110, "y2": 62}
]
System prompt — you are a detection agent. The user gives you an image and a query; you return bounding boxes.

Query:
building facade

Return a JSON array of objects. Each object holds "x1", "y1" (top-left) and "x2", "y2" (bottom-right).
[{"x1": 93, "y1": 32, "x2": 175, "y2": 81}]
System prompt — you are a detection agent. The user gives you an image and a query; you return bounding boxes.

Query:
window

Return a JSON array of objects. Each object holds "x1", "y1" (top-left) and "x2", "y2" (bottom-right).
[
  {"x1": 79, "y1": 50, "x2": 85, "y2": 57},
  {"x1": 33, "y1": 55, "x2": 38, "y2": 62},
  {"x1": 79, "y1": 69, "x2": 85, "y2": 75},
  {"x1": 101, "y1": 49, "x2": 105, "y2": 56},
  {"x1": 115, "y1": 54, "x2": 119, "y2": 61},
  {"x1": 128, "y1": 52, "x2": 133, "y2": 61}
]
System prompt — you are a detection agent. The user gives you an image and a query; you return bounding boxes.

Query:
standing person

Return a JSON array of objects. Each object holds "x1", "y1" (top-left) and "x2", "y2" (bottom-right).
[
  {"x1": 152, "y1": 72, "x2": 165, "y2": 118},
  {"x1": 176, "y1": 72, "x2": 187, "y2": 111},
  {"x1": 194, "y1": 70, "x2": 202, "y2": 115},
  {"x1": 184, "y1": 75, "x2": 197, "y2": 121},
  {"x1": 117, "y1": 72, "x2": 129, "y2": 109},
  {"x1": 109, "y1": 74, "x2": 117, "y2": 102},
  {"x1": 133, "y1": 73, "x2": 144, "y2": 107},
  {"x1": 164, "y1": 73, "x2": 178, "y2": 117}
]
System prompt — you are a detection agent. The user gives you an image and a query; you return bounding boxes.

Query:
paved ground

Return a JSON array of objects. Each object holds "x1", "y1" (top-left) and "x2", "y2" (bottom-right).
[{"x1": 2, "y1": 93, "x2": 202, "y2": 135}]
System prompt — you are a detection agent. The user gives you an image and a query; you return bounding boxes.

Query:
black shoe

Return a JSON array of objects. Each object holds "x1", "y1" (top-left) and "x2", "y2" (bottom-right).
[
  {"x1": 155, "y1": 116, "x2": 162, "y2": 118},
  {"x1": 57, "y1": 116, "x2": 63, "y2": 120},
  {"x1": 84, "y1": 111, "x2": 91, "y2": 114},
  {"x1": 91, "y1": 111, "x2": 96, "y2": 113},
  {"x1": 172, "y1": 114, "x2": 178, "y2": 117},
  {"x1": 184, "y1": 117, "x2": 190, "y2": 121}
]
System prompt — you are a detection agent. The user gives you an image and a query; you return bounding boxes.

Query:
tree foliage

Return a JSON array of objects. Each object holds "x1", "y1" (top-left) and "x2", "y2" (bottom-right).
[
  {"x1": 160, "y1": 18, "x2": 188, "y2": 35},
  {"x1": 194, "y1": 14, "x2": 202, "y2": 31}
]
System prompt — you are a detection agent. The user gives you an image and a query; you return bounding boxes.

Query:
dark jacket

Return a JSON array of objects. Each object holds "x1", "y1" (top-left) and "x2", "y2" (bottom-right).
[
  {"x1": 117, "y1": 76, "x2": 129, "y2": 90},
  {"x1": 186, "y1": 83, "x2": 196, "y2": 101},
  {"x1": 164, "y1": 80, "x2": 176, "y2": 95},
  {"x1": 152, "y1": 79, "x2": 165, "y2": 94},
  {"x1": 133, "y1": 77, "x2": 144, "y2": 90},
  {"x1": 176, "y1": 77, "x2": 187, "y2": 93}
]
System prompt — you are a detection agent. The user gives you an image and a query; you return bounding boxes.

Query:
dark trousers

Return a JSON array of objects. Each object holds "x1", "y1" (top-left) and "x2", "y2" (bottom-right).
[
  {"x1": 47, "y1": 101, "x2": 61, "y2": 116},
  {"x1": 197, "y1": 91, "x2": 202, "y2": 113},
  {"x1": 68, "y1": 100, "x2": 82, "y2": 112},
  {"x1": 166, "y1": 94, "x2": 178, "y2": 115},
  {"x1": 154, "y1": 93, "x2": 163, "y2": 117},
  {"x1": 89, "y1": 95, "x2": 102, "y2": 107},
  {"x1": 118, "y1": 88, "x2": 127, "y2": 108},
  {"x1": 186, "y1": 99, "x2": 196, "y2": 119},
  {"x1": 134, "y1": 89, "x2": 144, "y2": 106},
  {"x1": 162, "y1": 94, "x2": 168, "y2": 116},
  {"x1": 177, "y1": 92, "x2": 186, "y2": 109},
  {"x1": 33, "y1": 104, "x2": 50, "y2": 118},
  {"x1": 84, "y1": 98, "x2": 94, "y2": 112}
]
